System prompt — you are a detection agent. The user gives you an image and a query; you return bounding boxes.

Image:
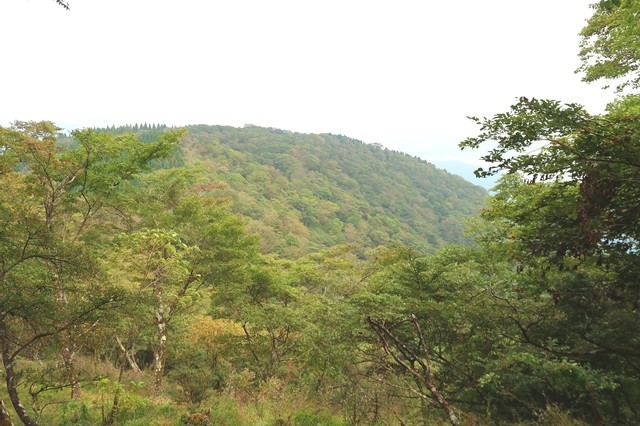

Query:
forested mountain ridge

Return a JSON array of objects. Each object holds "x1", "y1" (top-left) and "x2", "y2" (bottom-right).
[
  {"x1": 3, "y1": 2, "x2": 640, "y2": 425},
  {"x1": 91, "y1": 124, "x2": 487, "y2": 256}
]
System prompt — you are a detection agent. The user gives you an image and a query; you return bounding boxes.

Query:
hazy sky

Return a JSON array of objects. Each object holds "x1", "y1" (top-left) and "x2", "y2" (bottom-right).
[{"x1": 1, "y1": 0, "x2": 614, "y2": 167}]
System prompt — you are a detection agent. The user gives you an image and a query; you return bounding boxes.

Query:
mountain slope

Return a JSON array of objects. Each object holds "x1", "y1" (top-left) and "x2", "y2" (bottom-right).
[
  {"x1": 179, "y1": 125, "x2": 487, "y2": 256},
  {"x1": 84, "y1": 124, "x2": 487, "y2": 256}
]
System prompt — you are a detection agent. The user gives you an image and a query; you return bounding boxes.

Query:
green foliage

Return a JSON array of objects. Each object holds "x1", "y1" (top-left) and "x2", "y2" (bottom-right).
[
  {"x1": 0, "y1": 121, "x2": 178, "y2": 424},
  {"x1": 462, "y1": 95, "x2": 640, "y2": 258},
  {"x1": 478, "y1": 352, "x2": 618, "y2": 421},
  {"x1": 460, "y1": 60, "x2": 640, "y2": 424},
  {"x1": 354, "y1": 245, "x2": 510, "y2": 423},
  {"x1": 1, "y1": 117, "x2": 599, "y2": 424},
  {"x1": 170, "y1": 353, "x2": 220, "y2": 403},
  {"x1": 179, "y1": 125, "x2": 487, "y2": 256},
  {"x1": 10, "y1": 3, "x2": 640, "y2": 422},
  {"x1": 578, "y1": 0, "x2": 640, "y2": 91},
  {"x1": 292, "y1": 408, "x2": 344, "y2": 426},
  {"x1": 86, "y1": 124, "x2": 486, "y2": 257},
  {"x1": 58, "y1": 400, "x2": 95, "y2": 425}
]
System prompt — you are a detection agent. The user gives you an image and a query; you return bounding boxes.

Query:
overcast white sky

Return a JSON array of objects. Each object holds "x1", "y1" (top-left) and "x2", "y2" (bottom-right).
[{"x1": 1, "y1": 0, "x2": 615, "y2": 167}]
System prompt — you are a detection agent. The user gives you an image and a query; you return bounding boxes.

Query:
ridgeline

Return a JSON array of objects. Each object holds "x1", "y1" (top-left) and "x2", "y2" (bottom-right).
[{"x1": 91, "y1": 123, "x2": 487, "y2": 256}]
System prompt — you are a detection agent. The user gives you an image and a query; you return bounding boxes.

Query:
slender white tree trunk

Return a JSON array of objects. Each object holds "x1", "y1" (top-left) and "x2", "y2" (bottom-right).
[{"x1": 153, "y1": 308, "x2": 168, "y2": 393}]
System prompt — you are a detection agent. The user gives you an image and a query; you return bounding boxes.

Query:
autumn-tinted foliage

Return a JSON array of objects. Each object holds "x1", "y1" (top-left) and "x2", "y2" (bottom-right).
[
  {"x1": 88, "y1": 124, "x2": 487, "y2": 256},
  {"x1": 3, "y1": 2, "x2": 640, "y2": 423}
]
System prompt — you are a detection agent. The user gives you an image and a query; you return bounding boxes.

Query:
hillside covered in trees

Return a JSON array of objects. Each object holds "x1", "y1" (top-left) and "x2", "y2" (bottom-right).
[
  {"x1": 84, "y1": 124, "x2": 487, "y2": 256},
  {"x1": 2, "y1": 1, "x2": 640, "y2": 425}
]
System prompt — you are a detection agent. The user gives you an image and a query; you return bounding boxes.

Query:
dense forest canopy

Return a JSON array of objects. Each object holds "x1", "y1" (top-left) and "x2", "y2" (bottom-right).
[
  {"x1": 78, "y1": 124, "x2": 486, "y2": 256},
  {"x1": 1, "y1": 1, "x2": 640, "y2": 425}
]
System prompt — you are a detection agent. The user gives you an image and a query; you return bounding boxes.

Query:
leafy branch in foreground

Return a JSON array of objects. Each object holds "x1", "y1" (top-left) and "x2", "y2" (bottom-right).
[{"x1": 578, "y1": 0, "x2": 640, "y2": 91}]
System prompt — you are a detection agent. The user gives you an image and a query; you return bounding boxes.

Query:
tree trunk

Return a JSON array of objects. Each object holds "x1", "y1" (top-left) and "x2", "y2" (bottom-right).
[
  {"x1": 422, "y1": 371, "x2": 460, "y2": 426},
  {"x1": 152, "y1": 309, "x2": 168, "y2": 393},
  {"x1": 0, "y1": 315, "x2": 39, "y2": 426},
  {"x1": 61, "y1": 338, "x2": 80, "y2": 399},
  {"x1": 367, "y1": 316, "x2": 460, "y2": 426},
  {"x1": 104, "y1": 350, "x2": 126, "y2": 426},
  {"x1": 114, "y1": 336, "x2": 141, "y2": 373},
  {"x1": 0, "y1": 400, "x2": 15, "y2": 426},
  {"x1": 54, "y1": 276, "x2": 81, "y2": 399},
  {"x1": 410, "y1": 317, "x2": 460, "y2": 426}
]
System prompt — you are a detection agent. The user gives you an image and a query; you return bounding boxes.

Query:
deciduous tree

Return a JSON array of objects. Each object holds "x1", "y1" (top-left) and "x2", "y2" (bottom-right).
[
  {"x1": 578, "y1": 0, "x2": 640, "y2": 91},
  {"x1": 0, "y1": 122, "x2": 178, "y2": 424}
]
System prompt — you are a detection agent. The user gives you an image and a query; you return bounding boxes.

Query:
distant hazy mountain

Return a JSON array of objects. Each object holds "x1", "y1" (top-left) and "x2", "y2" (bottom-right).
[{"x1": 431, "y1": 159, "x2": 499, "y2": 191}]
